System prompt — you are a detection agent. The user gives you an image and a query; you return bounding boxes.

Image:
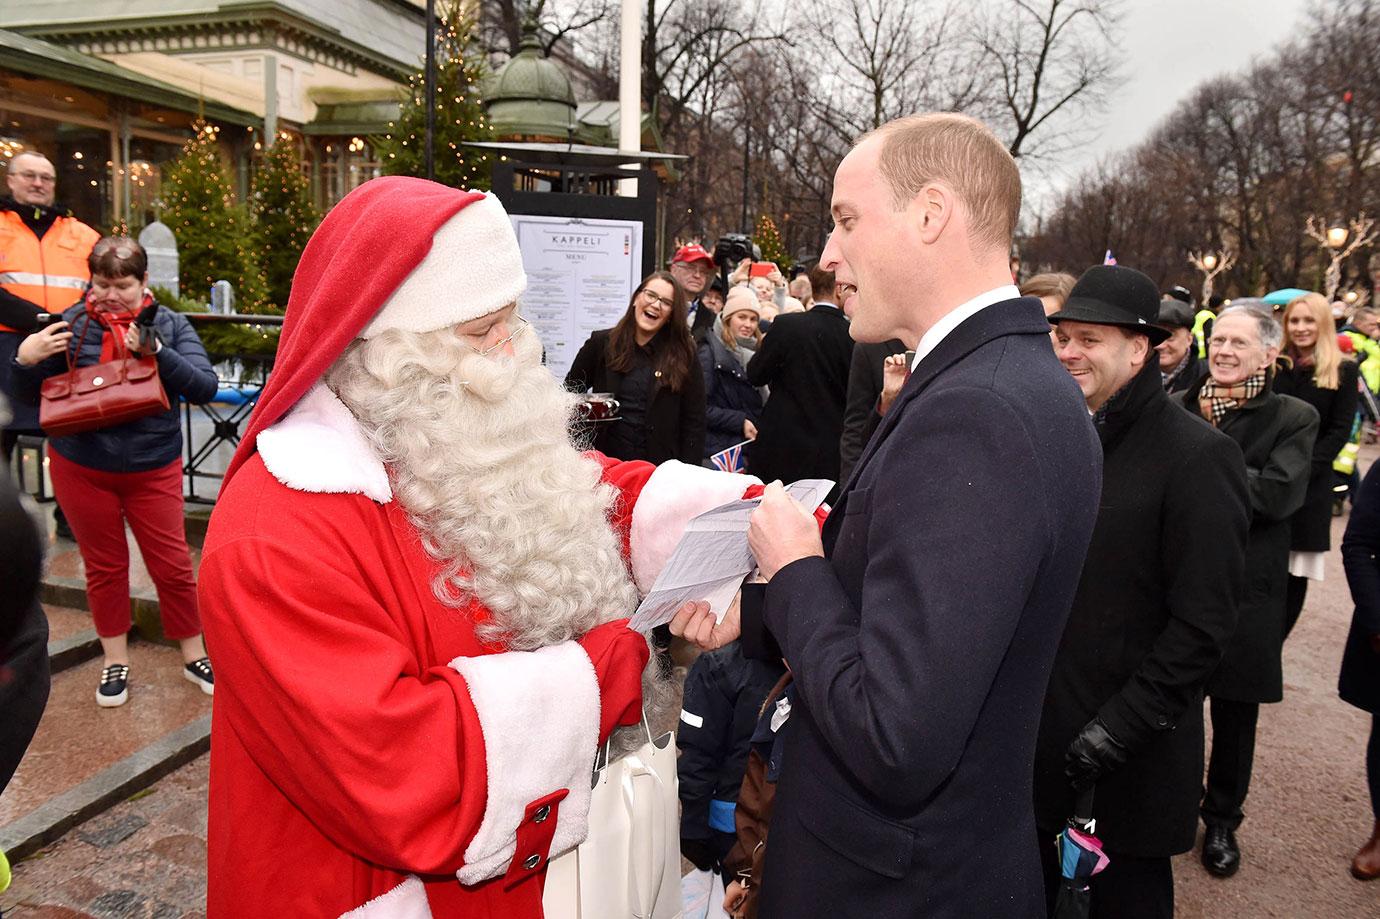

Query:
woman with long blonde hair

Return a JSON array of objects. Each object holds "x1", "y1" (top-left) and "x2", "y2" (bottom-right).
[{"x1": 1274, "y1": 292, "x2": 1360, "y2": 637}]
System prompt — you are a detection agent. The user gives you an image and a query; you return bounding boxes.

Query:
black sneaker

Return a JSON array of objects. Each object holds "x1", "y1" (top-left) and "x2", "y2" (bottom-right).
[
  {"x1": 184, "y1": 657, "x2": 214, "y2": 696},
  {"x1": 96, "y1": 664, "x2": 130, "y2": 708}
]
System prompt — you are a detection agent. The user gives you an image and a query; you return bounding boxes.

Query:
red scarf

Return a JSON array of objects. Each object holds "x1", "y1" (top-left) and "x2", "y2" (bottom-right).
[{"x1": 86, "y1": 289, "x2": 154, "y2": 362}]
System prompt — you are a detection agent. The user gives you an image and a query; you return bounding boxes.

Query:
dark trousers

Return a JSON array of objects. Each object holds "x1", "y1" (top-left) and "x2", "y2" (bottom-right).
[
  {"x1": 1283, "y1": 574, "x2": 1308, "y2": 640},
  {"x1": 1201, "y1": 696, "x2": 1260, "y2": 830},
  {"x1": 1369, "y1": 715, "x2": 1380, "y2": 821},
  {"x1": 1040, "y1": 834, "x2": 1174, "y2": 919}
]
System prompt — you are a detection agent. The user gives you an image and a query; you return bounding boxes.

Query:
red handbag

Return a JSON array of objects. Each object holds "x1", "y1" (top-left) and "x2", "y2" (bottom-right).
[{"x1": 39, "y1": 312, "x2": 170, "y2": 438}]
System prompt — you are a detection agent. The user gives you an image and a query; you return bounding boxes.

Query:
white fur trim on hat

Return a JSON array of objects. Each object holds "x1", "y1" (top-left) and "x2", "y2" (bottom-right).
[{"x1": 359, "y1": 193, "x2": 528, "y2": 339}]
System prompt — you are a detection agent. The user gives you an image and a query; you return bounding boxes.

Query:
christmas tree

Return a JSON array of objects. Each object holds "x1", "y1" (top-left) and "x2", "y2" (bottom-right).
[
  {"x1": 755, "y1": 214, "x2": 792, "y2": 272},
  {"x1": 251, "y1": 138, "x2": 319, "y2": 309},
  {"x1": 160, "y1": 120, "x2": 269, "y2": 311},
  {"x1": 375, "y1": 1, "x2": 493, "y2": 190}
]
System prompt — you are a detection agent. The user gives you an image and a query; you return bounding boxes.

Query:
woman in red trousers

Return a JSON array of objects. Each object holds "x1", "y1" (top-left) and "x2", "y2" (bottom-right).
[{"x1": 12, "y1": 237, "x2": 218, "y2": 707}]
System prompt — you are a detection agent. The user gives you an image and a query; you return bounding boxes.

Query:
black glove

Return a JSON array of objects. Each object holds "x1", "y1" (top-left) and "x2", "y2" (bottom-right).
[
  {"x1": 681, "y1": 837, "x2": 718, "y2": 872},
  {"x1": 1064, "y1": 716, "x2": 1129, "y2": 791}
]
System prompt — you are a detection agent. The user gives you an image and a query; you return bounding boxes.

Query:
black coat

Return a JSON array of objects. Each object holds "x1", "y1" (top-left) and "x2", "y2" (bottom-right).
[
  {"x1": 689, "y1": 299, "x2": 717, "y2": 344},
  {"x1": 1164, "y1": 355, "x2": 1208, "y2": 395},
  {"x1": 1034, "y1": 362, "x2": 1250, "y2": 858},
  {"x1": 565, "y1": 327, "x2": 705, "y2": 464},
  {"x1": 1272, "y1": 358, "x2": 1360, "y2": 551},
  {"x1": 1340, "y1": 460, "x2": 1380, "y2": 713},
  {"x1": 1179, "y1": 380, "x2": 1318, "y2": 702},
  {"x1": 745, "y1": 305, "x2": 852, "y2": 490},
  {"x1": 742, "y1": 298, "x2": 1102, "y2": 918},
  {"x1": 676, "y1": 642, "x2": 785, "y2": 867},
  {"x1": 838, "y1": 339, "x2": 906, "y2": 486},
  {"x1": 698, "y1": 330, "x2": 764, "y2": 459},
  {"x1": 0, "y1": 462, "x2": 49, "y2": 793}
]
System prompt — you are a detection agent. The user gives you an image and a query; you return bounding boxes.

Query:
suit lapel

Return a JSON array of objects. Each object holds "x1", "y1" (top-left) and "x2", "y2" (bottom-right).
[{"x1": 833, "y1": 298, "x2": 1050, "y2": 506}]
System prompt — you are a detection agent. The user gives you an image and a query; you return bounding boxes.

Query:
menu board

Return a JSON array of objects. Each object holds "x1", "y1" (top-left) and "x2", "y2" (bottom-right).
[{"x1": 510, "y1": 214, "x2": 644, "y2": 381}]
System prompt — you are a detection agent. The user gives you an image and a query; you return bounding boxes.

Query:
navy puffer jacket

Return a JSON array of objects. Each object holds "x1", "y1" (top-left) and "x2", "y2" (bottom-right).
[
  {"x1": 13, "y1": 301, "x2": 217, "y2": 472},
  {"x1": 698, "y1": 323, "x2": 765, "y2": 458}
]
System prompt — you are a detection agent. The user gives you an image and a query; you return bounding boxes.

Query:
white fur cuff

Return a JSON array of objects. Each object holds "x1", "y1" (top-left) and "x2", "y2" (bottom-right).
[
  {"x1": 449, "y1": 642, "x2": 600, "y2": 885},
  {"x1": 629, "y1": 460, "x2": 759, "y2": 593},
  {"x1": 337, "y1": 875, "x2": 432, "y2": 918}
]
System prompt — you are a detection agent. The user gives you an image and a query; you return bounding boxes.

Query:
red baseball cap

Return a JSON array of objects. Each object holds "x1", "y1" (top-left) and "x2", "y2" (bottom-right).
[{"x1": 672, "y1": 243, "x2": 714, "y2": 266}]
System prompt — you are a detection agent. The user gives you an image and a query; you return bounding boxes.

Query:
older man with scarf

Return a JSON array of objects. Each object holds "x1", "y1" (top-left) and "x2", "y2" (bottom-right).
[{"x1": 1179, "y1": 303, "x2": 1318, "y2": 878}]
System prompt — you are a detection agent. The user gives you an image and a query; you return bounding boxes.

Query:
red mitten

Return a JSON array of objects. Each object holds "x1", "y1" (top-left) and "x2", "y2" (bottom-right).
[
  {"x1": 741, "y1": 483, "x2": 829, "y2": 530},
  {"x1": 577, "y1": 619, "x2": 650, "y2": 744}
]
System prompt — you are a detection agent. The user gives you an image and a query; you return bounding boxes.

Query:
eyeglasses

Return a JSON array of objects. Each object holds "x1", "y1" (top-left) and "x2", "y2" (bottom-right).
[
  {"x1": 12, "y1": 171, "x2": 56, "y2": 184},
  {"x1": 639, "y1": 288, "x2": 674, "y2": 310},
  {"x1": 463, "y1": 315, "x2": 530, "y2": 357}
]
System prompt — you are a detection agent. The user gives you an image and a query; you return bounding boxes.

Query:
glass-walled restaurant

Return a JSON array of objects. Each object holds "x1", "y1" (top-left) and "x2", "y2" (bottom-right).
[{"x1": 0, "y1": 31, "x2": 386, "y2": 234}]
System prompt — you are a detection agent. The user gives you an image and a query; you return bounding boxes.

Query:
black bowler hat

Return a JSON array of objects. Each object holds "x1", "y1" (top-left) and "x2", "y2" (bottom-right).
[{"x1": 1048, "y1": 265, "x2": 1170, "y2": 345}]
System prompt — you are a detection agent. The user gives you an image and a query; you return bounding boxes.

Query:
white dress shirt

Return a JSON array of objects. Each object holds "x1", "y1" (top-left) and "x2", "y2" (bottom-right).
[{"x1": 909, "y1": 284, "x2": 1021, "y2": 370}]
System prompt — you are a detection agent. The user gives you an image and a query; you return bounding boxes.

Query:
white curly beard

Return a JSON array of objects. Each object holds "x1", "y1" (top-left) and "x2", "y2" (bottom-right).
[{"x1": 325, "y1": 322, "x2": 672, "y2": 752}]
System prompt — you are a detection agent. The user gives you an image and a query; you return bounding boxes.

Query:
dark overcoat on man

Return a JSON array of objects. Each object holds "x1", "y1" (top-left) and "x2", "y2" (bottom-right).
[
  {"x1": 745, "y1": 303, "x2": 852, "y2": 491},
  {"x1": 838, "y1": 338, "x2": 906, "y2": 485},
  {"x1": 1340, "y1": 460, "x2": 1380, "y2": 714},
  {"x1": 1034, "y1": 361, "x2": 1250, "y2": 858},
  {"x1": 1180, "y1": 379, "x2": 1318, "y2": 702},
  {"x1": 741, "y1": 297, "x2": 1102, "y2": 918}
]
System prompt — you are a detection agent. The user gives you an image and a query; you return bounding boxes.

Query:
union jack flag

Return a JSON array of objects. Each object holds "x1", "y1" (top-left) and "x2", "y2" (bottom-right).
[{"x1": 710, "y1": 439, "x2": 750, "y2": 473}]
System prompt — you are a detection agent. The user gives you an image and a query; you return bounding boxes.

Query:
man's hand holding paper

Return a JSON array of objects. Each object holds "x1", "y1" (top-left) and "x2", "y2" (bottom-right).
[{"x1": 747, "y1": 481, "x2": 825, "y2": 581}]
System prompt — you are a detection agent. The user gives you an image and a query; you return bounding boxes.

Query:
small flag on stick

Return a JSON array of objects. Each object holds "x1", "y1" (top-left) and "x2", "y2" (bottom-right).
[
  {"x1": 1103, "y1": 249, "x2": 1117, "y2": 266},
  {"x1": 709, "y1": 439, "x2": 751, "y2": 473}
]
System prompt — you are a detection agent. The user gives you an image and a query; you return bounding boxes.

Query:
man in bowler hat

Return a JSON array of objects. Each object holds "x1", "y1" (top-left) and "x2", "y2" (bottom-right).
[{"x1": 1037, "y1": 265, "x2": 1250, "y2": 918}]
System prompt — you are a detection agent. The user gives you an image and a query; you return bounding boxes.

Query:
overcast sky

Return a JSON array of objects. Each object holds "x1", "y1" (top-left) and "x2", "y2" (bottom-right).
[{"x1": 1025, "y1": 0, "x2": 1315, "y2": 214}]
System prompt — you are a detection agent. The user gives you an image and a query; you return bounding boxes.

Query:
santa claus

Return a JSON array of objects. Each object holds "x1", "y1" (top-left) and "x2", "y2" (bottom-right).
[{"x1": 198, "y1": 177, "x2": 761, "y2": 917}]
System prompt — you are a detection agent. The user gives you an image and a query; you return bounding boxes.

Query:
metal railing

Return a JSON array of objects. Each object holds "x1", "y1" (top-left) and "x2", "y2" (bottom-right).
[{"x1": 179, "y1": 313, "x2": 282, "y2": 504}]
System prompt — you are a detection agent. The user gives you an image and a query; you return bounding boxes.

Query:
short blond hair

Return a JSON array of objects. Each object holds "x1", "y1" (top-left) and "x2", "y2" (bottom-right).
[
  {"x1": 1020, "y1": 272, "x2": 1076, "y2": 306},
  {"x1": 867, "y1": 113, "x2": 1021, "y2": 252}
]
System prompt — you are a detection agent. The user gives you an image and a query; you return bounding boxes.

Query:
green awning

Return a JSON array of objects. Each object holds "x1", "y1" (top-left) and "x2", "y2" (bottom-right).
[
  {"x1": 0, "y1": 28, "x2": 259, "y2": 128},
  {"x1": 302, "y1": 98, "x2": 403, "y2": 136}
]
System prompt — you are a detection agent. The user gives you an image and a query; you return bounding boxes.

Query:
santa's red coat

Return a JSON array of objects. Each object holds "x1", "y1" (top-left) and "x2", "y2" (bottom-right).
[{"x1": 199, "y1": 383, "x2": 758, "y2": 918}]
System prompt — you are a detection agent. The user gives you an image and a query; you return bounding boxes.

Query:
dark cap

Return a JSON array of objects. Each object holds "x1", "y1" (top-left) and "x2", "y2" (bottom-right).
[
  {"x1": 1155, "y1": 297, "x2": 1195, "y2": 330},
  {"x1": 1048, "y1": 265, "x2": 1170, "y2": 345}
]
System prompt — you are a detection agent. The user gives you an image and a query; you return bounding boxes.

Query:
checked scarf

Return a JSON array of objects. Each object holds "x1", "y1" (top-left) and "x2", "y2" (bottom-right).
[{"x1": 1198, "y1": 370, "x2": 1265, "y2": 426}]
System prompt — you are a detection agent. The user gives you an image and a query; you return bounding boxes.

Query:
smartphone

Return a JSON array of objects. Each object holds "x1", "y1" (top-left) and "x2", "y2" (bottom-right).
[{"x1": 749, "y1": 261, "x2": 779, "y2": 279}]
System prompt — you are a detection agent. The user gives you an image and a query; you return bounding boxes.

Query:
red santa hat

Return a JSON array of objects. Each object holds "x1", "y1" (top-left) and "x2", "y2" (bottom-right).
[{"x1": 222, "y1": 176, "x2": 525, "y2": 489}]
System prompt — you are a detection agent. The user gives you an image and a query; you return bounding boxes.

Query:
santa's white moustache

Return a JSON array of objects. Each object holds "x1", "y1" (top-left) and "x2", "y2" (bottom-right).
[{"x1": 327, "y1": 322, "x2": 673, "y2": 754}]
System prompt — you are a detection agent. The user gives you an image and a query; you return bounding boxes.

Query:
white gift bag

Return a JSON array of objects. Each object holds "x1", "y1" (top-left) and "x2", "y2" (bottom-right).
[{"x1": 543, "y1": 719, "x2": 682, "y2": 919}]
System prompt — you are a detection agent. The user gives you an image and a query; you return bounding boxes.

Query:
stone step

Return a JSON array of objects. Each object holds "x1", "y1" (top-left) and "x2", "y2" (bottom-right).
[
  {"x1": 0, "y1": 642, "x2": 213, "y2": 863},
  {"x1": 42, "y1": 604, "x2": 101, "y2": 674}
]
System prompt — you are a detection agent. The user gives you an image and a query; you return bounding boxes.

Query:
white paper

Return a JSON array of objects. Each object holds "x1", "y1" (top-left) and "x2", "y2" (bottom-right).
[{"x1": 628, "y1": 479, "x2": 833, "y2": 633}]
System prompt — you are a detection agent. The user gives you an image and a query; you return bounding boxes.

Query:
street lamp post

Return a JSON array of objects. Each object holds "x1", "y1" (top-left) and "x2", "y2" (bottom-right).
[
  {"x1": 1187, "y1": 249, "x2": 1234, "y2": 302},
  {"x1": 1306, "y1": 214, "x2": 1378, "y2": 301}
]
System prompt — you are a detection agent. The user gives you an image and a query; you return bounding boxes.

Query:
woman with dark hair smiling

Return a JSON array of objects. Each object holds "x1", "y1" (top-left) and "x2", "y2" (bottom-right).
[
  {"x1": 12, "y1": 236, "x2": 218, "y2": 708},
  {"x1": 566, "y1": 270, "x2": 705, "y2": 464}
]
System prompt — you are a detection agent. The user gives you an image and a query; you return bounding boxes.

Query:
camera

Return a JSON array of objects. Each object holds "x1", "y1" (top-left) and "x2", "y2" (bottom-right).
[{"x1": 712, "y1": 234, "x2": 760, "y2": 268}]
